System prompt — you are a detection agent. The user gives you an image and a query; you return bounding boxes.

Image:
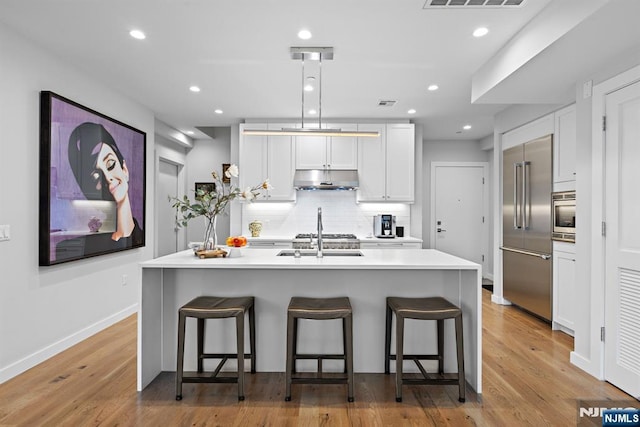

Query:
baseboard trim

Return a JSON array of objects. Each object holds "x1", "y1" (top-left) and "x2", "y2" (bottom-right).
[
  {"x1": 0, "y1": 304, "x2": 138, "y2": 384},
  {"x1": 484, "y1": 272, "x2": 494, "y2": 281},
  {"x1": 491, "y1": 294, "x2": 512, "y2": 305},
  {"x1": 570, "y1": 351, "x2": 603, "y2": 380}
]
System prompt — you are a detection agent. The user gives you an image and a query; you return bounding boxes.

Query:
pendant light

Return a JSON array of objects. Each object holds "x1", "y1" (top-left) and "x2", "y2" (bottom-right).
[{"x1": 242, "y1": 47, "x2": 380, "y2": 138}]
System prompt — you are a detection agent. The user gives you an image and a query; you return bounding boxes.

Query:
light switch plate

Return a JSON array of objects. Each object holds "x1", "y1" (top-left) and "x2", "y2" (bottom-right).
[{"x1": 0, "y1": 225, "x2": 10, "y2": 242}]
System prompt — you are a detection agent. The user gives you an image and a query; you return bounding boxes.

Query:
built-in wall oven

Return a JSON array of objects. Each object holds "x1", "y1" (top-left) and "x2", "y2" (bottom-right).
[{"x1": 552, "y1": 191, "x2": 576, "y2": 242}]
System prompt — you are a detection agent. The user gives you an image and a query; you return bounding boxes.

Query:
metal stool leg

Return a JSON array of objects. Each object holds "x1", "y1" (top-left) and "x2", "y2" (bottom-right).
[
  {"x1": 175, "y1": 312, "x2": 186, "y2": 401},
  {"x1": 197, "y1": 318, "x2": 205, "y2": 372},
  {"x1": 236, "y1": 312, "x2": 245, "y2": 401},
  {"x1": 249, "y1": 303, "x2": 256, "y2": 374},
  {"x1": 395, "y1": 313, "x2": 404, "y2": 402},
  {"x1": 455, "y1": 313, "x2": 466, "y2": 402},
  {"x1": 284, "y1": 313, "x2": 295, "y2": 401},
  {"x1": 345, "y1": 313, "x2": 354, "y2": 402},
  {"x1": 437, "y1": 319, "x2": 444, "y2": 375},
  {"x1": 384, "y1": 303, "x2": 392, "y2": 375}
]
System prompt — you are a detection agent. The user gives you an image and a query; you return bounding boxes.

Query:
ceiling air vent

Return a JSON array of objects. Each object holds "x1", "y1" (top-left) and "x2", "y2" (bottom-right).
[
  {"x1": 378, "y1": 100, "x2": 397, "y2": 107},
  {"x1": 424, "y1": 0, "x2": 525, "y2": 7}
]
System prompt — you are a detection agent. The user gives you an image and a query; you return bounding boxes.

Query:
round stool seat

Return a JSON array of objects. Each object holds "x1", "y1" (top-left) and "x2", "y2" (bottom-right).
[
  {"x1": 288, "y1": 296, "x2": 352, "y2": 319},
  {"x1": 180, "y1": 296, "x2": 254, "y2": 318},
  {"x1": 387, "y1": 296, "x2": 461, "y2": 320}
]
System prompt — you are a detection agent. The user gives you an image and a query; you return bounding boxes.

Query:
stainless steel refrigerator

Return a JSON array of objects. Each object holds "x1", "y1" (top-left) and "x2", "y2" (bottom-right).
[{"x1": 501, "y1": 135, "x2": 553, "y2": 321}]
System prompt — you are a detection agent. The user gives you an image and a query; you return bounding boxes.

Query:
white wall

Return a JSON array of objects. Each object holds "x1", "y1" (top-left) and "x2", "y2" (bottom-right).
[
  {"x1": 0, "y1": 23, "x2": 155, "y2": 382},
  {"x1": 184, "y1": 129, "x2": 232, "y2": 244},
  {"x1": 421, "y1": 140, "x2": 491, "y2": 256}
]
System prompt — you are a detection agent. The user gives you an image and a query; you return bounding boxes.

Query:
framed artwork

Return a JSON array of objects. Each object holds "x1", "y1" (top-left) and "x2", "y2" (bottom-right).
[
  {"x1": 39, "y1": 91, "x2": 146, "y2": 266},
  {"x1": 195, "y1": 182, "x2": 216, "y2": 194},
  {"x1": 222, "y1": 163, "x2": 231, "y2": 184}
]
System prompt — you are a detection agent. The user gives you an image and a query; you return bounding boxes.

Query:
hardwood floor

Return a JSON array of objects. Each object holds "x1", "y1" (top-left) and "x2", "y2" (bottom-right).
[{"x1": 0, "y1": 289, "x2": 634, "y2": 426}]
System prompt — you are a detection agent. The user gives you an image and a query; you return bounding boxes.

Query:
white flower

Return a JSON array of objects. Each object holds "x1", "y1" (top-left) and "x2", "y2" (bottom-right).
[
  {"x1": 261, "y1": 179, "x2": 273, "y2": 191},
  {"x1": 225, "y1": 164, "x2": 239, "y2": 179},
  {"x1": 241, "y1": 187, "x2": 256, "y2": 200}
]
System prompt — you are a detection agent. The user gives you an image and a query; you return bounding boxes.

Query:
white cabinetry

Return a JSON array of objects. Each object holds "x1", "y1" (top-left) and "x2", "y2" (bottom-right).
[
  {"x1": 552, "y1": 242, "x2": 576, "y2": 336},
  {"x1": 360, "y1": 241, "x2": 422, "y2": 249},
  {"x1": 554, "y1": 104, "x2": 577, "y2": 184},
  {"x1": 357, "y1": 123, "x2": 415, "y2": 202},
  {"x1": 295, "y1": 124, "x2": 358, "y2": 170},
  {"x1": 247, "y1": 239, "x2": 292, "y2": 249},
  {"x1": 239, "y1": 123, "x2": 296, "y2": 201}
]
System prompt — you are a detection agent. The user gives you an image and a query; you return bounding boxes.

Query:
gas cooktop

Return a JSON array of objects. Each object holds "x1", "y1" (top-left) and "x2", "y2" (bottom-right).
[
  {"x1": 294, "y1": 233, "x2": 358, "y2": 240},
  {"x1": 292, "y1": 233, "x2": 360, "y2": 249}
]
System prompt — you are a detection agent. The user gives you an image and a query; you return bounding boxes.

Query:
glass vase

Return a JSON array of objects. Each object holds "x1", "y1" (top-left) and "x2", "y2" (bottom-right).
[{"x1": 203, "y1": 215, "x2": 218, "y2": 250}]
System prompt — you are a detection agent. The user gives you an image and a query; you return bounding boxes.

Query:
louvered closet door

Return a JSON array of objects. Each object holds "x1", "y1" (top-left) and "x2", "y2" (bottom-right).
[{"x1": 604, "y1": 79, "x2": 640, "y2": 398}]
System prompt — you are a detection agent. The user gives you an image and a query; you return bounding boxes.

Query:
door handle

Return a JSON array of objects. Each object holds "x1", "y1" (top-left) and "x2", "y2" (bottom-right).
[
  {"x1": 513, "y1": 162, "x2": 522, "y2": 229},
  {"x1": 522, "y1": 161, "x2": 530, "y2": 229},
  {"x1": 437, "y1": 228, "x2": 447, "y2": 233}
]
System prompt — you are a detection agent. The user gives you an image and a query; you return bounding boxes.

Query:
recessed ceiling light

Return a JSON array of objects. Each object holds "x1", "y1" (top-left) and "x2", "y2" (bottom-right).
[
  {"x1": 214, "y1": 109, "x2": 223, "y2": 114},
  {"x1": 304, "y1": 84, "x2": 314, "y2": 92},
  {"x1": 463, "y1": 124, "x2": 472, "y2": 130},
  {"x1": 473, "y1": 27, "x2": 489, "y2": 38},
  {"x1": 308, "y1": 109, "x2": 317, "y2": 115},
  {"x1": 428, "y1": 84, "x2": 439, "y2": 91},
  {"x1": 185, "y1": 130, "x2": 194, "y2": 135},
  {"x1": 408, "y1": 109, "x2": 417, "y2": 114},
  {"x1": 298, "y1": 29, "x2": 312, "y2": 40},
  {"x1": 129, "y1": 29, "x2": 146, "y2": 40},
  {"x1": 189, "y1": 86, "x2": 201, "y2": 93}
]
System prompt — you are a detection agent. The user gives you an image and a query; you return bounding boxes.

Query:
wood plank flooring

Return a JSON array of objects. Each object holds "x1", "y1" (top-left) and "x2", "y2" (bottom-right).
[{"x1": 0, "y1": 289, "x2": 635, "y2": 426}]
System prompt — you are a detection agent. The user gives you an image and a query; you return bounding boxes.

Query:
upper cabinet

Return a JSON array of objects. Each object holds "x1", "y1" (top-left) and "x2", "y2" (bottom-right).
[
  {"x1": 239, "y1": 123, "x2": 296, "y2": 201},
  {"x1": 554, "y1": 104, "x2": 577, "y2": 184},
  {"x1": 295, "y1": 123, "x2": 358, "y2": 170},
  {"x1": 357, "y1": 123, "x2": 415, "y2": 202}
]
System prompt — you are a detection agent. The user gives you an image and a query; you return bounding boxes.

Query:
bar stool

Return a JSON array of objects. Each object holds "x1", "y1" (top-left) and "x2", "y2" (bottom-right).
[
  {"x1": 175, "y1": 296, "x2": 255, "y2": 401},
  {"x1": 285, "y1": 296, "x2": 354, "y2": 402},
  {"x1": 384, "y1": 296, "x2": 465, "y2": 403}
]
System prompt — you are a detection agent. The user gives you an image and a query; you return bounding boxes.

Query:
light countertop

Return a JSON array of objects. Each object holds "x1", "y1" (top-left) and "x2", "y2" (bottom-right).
[{"x1": 141, "y1": 248, "x2": 477, "y2": 270}]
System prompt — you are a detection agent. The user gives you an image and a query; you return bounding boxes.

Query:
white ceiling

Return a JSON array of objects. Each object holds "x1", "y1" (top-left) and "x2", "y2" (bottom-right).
[{"x1": 1, "y1": 0, "x2": 639, "y2": 141}]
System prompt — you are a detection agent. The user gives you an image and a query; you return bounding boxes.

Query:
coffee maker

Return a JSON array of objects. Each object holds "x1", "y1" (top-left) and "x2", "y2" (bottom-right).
[{"x1": 373, "y1": 214, "x2": 396, "y2": 238}]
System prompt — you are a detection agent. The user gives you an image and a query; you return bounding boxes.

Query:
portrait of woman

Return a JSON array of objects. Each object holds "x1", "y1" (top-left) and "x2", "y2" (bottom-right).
[
  {"x1": 54, "y1": 122, "x2": 144, "y2": 261},
  {"x1": 40, "y1": 92, "x2": 146, "y2": 265}
]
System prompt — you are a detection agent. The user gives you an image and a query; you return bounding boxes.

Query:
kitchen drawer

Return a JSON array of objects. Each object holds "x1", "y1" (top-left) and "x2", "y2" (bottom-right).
[
  {"x1": 360, "y1": 241, "x2": 421, "y2": 249},
  {"x1": 247, "y1": 241, "x2": 292, "y2": 249}
]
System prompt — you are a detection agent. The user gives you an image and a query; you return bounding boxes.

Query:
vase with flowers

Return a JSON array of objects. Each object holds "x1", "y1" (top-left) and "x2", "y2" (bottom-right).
[{"x1": 170, "y1": 164, "x2": 270, "y2": 253}]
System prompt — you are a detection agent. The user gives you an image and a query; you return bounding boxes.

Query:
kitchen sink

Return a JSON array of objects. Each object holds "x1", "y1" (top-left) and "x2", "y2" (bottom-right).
[{"x1": 277, "y1": 249, "x2": 364, "y2": 257}]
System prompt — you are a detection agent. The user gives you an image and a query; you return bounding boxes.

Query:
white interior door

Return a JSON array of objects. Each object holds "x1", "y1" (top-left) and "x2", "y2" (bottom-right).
[
  {"x1": 604, "y1": 79, "x2": 640, "y2": 398},
  {"x1": 431, "y1": 162, "x2": 487, "y2": 267},
  {"x1": 157, "y1": 159, "x2": 179, "y2": 257}
]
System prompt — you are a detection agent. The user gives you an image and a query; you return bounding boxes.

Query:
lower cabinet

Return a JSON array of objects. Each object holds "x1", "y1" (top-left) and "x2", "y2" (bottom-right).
[
  {"x1": 553, "y1": 247, "x2": 576, "y2": 336},
  {"x1": 247, "y1": 240, "x2": 292, "y2": 249},
  {"x1": 360, "y1": 241, "x2": 422, "y2": 249}
]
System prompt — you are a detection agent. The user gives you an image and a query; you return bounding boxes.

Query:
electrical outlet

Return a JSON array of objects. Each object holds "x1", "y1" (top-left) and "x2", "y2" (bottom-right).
[
  {"x1": 122, "y1": 274, "x2": 128, "y2": 286},
  {"x1": 0, "y1": 225, "x2": 10, "y2": 242}
]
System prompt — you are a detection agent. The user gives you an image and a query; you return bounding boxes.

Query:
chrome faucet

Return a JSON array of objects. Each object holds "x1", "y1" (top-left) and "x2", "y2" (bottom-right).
[{"x1": 316, "y1": 207, "x2": 323, "y2": 258}]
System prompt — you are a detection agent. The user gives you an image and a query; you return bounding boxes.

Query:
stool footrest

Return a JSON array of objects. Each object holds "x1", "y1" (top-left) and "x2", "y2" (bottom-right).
[
  {"x1": 200, "y1": 352, "x2": 253, "y2": 359},
  {"x1": 180, "y1": 371, "x2": 240, "y2": 384},
  {"x1": 294, "y1": 354, "x2": 345, "y2": 360},
  {"x1": 388, "y1": 354, "x2": 440, "y2": 361},
  {"x1": 291, "y1": 377, "x2": 349, "y2": 385},
  {"x1": 401, "y1": 377, "x2": 461, "y2": 386}
]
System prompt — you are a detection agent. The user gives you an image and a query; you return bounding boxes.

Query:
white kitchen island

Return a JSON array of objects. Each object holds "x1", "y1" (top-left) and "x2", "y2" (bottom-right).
[{"x1": 138, "y1": 248, "x2": 482, "y2": 395}]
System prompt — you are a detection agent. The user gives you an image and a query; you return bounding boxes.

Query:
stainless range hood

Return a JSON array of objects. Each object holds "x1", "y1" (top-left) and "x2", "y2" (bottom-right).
[{"x1": 293, "y1": 169, "x2": 359, "y2": 190}]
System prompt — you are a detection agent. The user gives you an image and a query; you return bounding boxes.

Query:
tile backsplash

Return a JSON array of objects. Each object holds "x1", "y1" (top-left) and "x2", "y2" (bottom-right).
[{"x1": 241, "y1": 191, "x2": 410, "y2": 237}]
